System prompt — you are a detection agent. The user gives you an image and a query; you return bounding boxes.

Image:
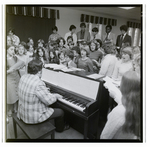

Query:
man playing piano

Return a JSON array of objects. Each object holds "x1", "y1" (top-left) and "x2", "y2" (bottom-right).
[{"x1": 17, "y1": 59, "x2": 69, "y2": 132}]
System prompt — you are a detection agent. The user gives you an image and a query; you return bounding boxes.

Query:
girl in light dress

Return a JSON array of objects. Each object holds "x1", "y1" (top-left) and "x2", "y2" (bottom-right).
[
  {"x1": 112, "y1": 47, "x2": 134, "y2": 81},
  {"x1": 7, "y1": 45, "x2": 24, "y2": 123}
]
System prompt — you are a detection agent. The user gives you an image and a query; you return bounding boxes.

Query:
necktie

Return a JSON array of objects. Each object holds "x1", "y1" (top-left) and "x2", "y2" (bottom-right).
[
  {"x1": 81, "y1": 31, "x2": 84, "y2": 39},
  {"x1": 106, "y1": 33, "x2": 108, "y2": 40},
  {"x1": 121, "y1": 34, "x2": 124, "y2": 42},
  {"x1": 120, "y1": 35, "x2": 124, "y2": 48}
]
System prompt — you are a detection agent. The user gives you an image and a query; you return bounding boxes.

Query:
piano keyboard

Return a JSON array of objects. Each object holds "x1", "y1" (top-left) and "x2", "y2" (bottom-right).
[{"x1": 58, "y1": 97, "x2": 87, "y2": 112}]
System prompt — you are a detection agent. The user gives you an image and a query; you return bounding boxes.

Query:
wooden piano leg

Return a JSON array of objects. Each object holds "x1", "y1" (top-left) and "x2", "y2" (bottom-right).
[{"x1": 84, "y1": 120, "x2": 88, "y2": 139}]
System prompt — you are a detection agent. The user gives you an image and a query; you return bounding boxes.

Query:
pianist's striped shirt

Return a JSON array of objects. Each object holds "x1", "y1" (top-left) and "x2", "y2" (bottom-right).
[{"x1": 17, "y1": 74, "x2": 57, "y2": 124}]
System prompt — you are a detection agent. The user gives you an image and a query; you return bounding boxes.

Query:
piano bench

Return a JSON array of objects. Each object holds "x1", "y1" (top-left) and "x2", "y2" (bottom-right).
[{"x1": 12, "y1": 113, "x2": 56, "y2": 139}]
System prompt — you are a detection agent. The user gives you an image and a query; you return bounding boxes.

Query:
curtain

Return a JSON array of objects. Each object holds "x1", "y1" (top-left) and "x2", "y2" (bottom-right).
[
  {"x1": 6, "y1": 14, "x2": 55, "y2": 44},
  {"x1": 81, "y1": 14, "x2": 117, "y2": 41},
  {"x1": 127, "y1": 27, "x2": 141, "y2": 47},
  {"x1": 133, "y1": 28, "x2": 141, "y2": 47},
  {"x1": 127, "y1": 21, "x2": 141, "y2": 47},
  {"x1": 98, "y1": 24, "x2": 103, "y2": 39}
]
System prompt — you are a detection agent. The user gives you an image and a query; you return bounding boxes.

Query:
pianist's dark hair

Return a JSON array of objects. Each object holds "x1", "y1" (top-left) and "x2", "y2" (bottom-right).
[
  {"x1": 120, "y1": 71, "x2": 141, "y2": 138},
  {"x1": 28, "y1": 59, "x2": 43, "y2": 75}
]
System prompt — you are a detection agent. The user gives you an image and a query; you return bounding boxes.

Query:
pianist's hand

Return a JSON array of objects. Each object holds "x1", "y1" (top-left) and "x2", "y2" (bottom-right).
[{"x1": 53, "y1": 93, "x2": 63, "y2": 100}]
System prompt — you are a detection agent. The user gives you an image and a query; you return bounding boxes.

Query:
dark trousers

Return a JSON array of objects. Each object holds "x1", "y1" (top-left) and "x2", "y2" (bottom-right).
[{"x1": 48, "y1": 108, "x2": 65, "y2": 132}]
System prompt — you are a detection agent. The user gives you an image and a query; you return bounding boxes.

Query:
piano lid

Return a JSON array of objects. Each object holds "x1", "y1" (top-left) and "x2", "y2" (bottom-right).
[{"x1": 41, "y1": 68, "x2": 100, "y2": 101}]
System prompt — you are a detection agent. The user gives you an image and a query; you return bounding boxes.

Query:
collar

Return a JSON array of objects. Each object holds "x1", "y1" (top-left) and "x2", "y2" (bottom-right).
[
  {"x1": 106, "y1": 32, "x2": 111, "y2": 35},
  {"x1": 70, "y1": 31, "x2": 74, "y2": 35},
  {"x1": 123, "y1": 33, "x2": 127, "y2": 37}
]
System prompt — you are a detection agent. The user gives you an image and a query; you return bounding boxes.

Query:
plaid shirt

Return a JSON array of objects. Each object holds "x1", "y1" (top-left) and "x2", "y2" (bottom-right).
[{"x1": 17, "y1": 74, "x2": 57, "y2": 124}]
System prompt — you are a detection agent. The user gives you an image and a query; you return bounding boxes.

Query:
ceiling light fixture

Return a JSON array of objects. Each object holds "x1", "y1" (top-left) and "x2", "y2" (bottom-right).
[{"x1": 118, "y1": 7, "x2": 135, "y2": 10}]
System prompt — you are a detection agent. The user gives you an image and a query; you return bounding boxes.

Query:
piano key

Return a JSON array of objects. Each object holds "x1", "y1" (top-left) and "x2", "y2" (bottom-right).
[{"x1": 58, "y1": 98, "x2": 86, "y2": 112}]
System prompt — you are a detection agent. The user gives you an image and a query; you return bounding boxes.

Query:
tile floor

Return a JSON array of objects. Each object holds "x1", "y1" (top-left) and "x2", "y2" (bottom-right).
[{"x1": 6, "y1": 116, "x2": 84, "y2": 140}]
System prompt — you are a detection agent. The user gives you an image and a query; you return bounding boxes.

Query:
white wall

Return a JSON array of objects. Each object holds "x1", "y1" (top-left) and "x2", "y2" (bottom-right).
[{"x1": 46, "y1": 7, "x2": 136, "y2": 39}]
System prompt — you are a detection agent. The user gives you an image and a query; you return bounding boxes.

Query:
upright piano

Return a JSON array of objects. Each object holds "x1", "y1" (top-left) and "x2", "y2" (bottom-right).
[{"x1": 41, "y1": 68, "x2": 109, "y2": 139}]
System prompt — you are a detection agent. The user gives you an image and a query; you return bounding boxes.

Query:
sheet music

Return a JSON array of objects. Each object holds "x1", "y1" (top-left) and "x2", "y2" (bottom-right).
[
  {"x1": 103, "y1": 78, "x2": 122, "y2": 104},
  {"x1": 44, "y1": 64, "x2": 66, "y2": 70},
  {"x1": 70, "y1": 67, "x2": 85, "y2": 71},
  {"x1": 53, "y1": 64, "x2": 66, "y2": 70},
  {"x1": 103, "y1": 76, "x2": 121, "y2": 87},
  {"x1": 60, "y1": 67, "x2": 74, "y2": 72},
  {"x1": 44, "y1": 64, "x2": 58, "y2": 68},
  {"x1": 61, "y1": 67, "x2": 84, "y2": 72},
  {"x1": 87, "y1": 73, "x2": 104, "y2": 79}
]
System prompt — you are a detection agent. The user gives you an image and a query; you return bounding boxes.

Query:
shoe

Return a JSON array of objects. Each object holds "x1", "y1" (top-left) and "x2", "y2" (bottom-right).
[{"x1": 63, "y1": 124, "x2": 70, "y2": 131}]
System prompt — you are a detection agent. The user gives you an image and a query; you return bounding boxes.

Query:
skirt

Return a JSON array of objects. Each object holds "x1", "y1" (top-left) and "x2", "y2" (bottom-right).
[{"x1": 7, "y1": 71, "x2": 20, "y2": 104}]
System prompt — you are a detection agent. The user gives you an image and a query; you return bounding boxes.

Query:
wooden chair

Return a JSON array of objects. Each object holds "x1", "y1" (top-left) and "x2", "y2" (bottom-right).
[{"x1": 12, "y1": 113, "x2": 55, "y2": 139}]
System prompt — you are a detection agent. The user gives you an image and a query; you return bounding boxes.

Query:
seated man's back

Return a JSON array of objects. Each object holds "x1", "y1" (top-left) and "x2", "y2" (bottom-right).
[{"x1": 17, "y1": 73, "x2": 57, "y2": 124}]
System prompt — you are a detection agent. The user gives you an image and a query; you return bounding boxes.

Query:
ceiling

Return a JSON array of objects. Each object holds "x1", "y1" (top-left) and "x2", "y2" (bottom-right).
[{"x1": 65, "y1": 6, "x2": 142, "y2": 21}]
